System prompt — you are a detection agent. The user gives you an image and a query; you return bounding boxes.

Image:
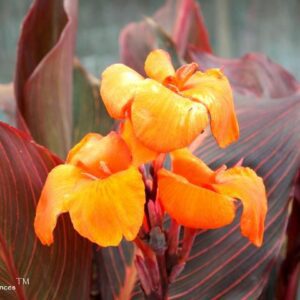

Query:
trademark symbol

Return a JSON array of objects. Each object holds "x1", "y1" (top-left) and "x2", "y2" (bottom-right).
[{"x1": 16, "y1": 278, "x2": 30, "y2": 285}]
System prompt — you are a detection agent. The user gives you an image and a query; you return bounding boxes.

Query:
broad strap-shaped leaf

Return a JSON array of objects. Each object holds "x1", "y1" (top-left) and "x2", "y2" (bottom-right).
[
  {"x1": 129, "y1": 52, "x2": 300, "y2": 300},
  {"x1": 14, "y1": 0, "x2": 78, "y2": 157},
  {"x1": 166, "y1": 94, "x2": 300, "y2": 299},
  {"x1": 190, "y1": 50, "x2": 299, "y2": 98},
  {"x1": 278, "y1": 173, "x2": 300, "y2": 299},
  {"x1": 155, "y1": 0, "x2": 212, "y2": 57},
  {"x1": 118, "y1": 0, "x2": 300, "y2": 297},
  {"x1": 120, "y1": 0, "x2": 300, "y2": 297},
  {"x1": 73, "y1": 59, "x2": 114, "y2": 144},
  {"x1": 132, "y1": 93, "x2": 300, "y2": 299},
  {"x1": 120, "y1": 0, "x2": 211, "y2": 75},
  {"x1": 170, "y1": 53, "x2": 299, "y2": 298},
  {"x1": 92, "y1": 242, "x2": 137, "y2": 300},
  {"x1": 0, "y1": 121, "x2": 91, "y2": 299}
]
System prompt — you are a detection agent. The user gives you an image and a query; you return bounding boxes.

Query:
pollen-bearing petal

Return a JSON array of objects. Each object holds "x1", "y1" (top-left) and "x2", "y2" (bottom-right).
[{"x1": 67, "y1": 132, "x2": 132, "y2": 178}]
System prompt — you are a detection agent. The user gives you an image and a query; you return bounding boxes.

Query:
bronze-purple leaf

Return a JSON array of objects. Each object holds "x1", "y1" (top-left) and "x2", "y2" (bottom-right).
[
  {"x1": 0, "y1": 121, "x2": 91, "y2": 299},
  {"x1": 14, "y1": 0, "x2": 78, "y2": 157}
]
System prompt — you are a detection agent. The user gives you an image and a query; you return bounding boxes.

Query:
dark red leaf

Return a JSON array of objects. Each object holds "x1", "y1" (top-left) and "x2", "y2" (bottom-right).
[
  {"x1": 190, "y1": 50, "x2": 299, "y2": 98},
  {"x1": 14, "y1": 0, "x2": 78, "y2": 157},
  {"x1": 278, "y1": 172, "x2": 300, "y2": 299},
  {"x1": 0, "y1": 121, "x2": 91, "y2": 299},
  {"x1": 120, "y1": 0, "x2": 211, "y2": 75},
  {"x1": 72, "y1": 59, "x2": 114, "y2": 144},
  {"x1": 167, "y1": 93, "x2": 299, "y2": 299},
  {"x1": 92, "y1": 242, "x2": 137, "y2": 300},
  {"x1": 284, "y1": 263, "x2": 300, "y2": 300},
  {"x1": 156, "y1": 0, "x2": 212, "y2": 57},
  {"x1": 120, "y1": 0, "x2": 300, "y2": 297},
  {"x1": 127, "y1": 38, "x2": 300, "y2": 300}
]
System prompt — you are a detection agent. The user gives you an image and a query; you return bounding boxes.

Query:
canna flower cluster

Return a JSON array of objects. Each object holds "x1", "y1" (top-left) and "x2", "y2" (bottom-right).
[{"x1": 34, "y1": 49, "x2": 267, "y2": 251}]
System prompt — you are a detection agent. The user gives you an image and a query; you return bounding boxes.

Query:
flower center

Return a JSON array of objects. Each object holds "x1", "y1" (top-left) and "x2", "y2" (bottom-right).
[{"x1": 163, "y1": 62, "x2": 198, "y2": 93}]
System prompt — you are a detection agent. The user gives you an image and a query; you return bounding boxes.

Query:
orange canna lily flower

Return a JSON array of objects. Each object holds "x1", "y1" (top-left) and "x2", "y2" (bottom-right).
[
  {"x1": 34, "y1": 132, "x2": 145, "y2": 247},
  {"x1": 100, "y1": 49, "x2": 239, "y2": 155},
  {"x1": 119, "y1": 119, "x2": 158, "y2": 166},
  {"x1": 157, "y1": 149, "x2": 267, "y2": 247}
]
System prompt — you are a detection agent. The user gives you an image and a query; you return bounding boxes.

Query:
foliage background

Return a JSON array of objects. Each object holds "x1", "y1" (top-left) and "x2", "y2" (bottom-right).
[
  {"x1": 1, "y1": 0, "x2": 300, "y2": 84},
  {"x1": 0, "y1": 0, "x2": 299, "y2": 299}
]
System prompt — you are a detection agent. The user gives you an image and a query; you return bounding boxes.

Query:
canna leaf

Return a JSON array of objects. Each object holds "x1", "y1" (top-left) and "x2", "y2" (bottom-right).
[
  {"x1": 120, "y1": 0, "x2": 211, "y2": 75},
  {"x1": 122, "y1": 1, "x2": 300, "y2": 298},
  {"x1": 131, "y1": 54, "x2": 300, "y2": 298},
  {"x1": 72, "y1": 58, "x2": 114, "y2": 144},
  {"x1": 14, "y1": 0, "x2": 78, "y2": 157},
  {"x1": 92, "y1": 242, "x2": 137, "y2": 300},
  {"x1": 190, "y1": 50, "x2": 299, "y2": 98},
  {"x1": 0, "y1": 121, "x2": 91, "y2": 300}
]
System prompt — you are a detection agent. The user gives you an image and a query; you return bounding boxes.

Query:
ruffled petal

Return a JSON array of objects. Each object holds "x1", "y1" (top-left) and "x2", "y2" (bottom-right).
[
  {"x1": 120, "y1": 119, "x2": 158, "y2": 166},
  {"x1": 171, "y1": 148, "x2": 215, "y2": 186},
  {"x1": 144, "y1": 49, "x2": 175, "y2": 83},
  {"x1": 158, "y1": 169, "x2": 235, "y2": 229},
  {"x1": 68, "y1": 167, "x2": 145, "y2": 247},
  {"x1": 34, "y1": 164, "x2": 90, "y2": 245},
  {"x1": 182, "y1": 69, "x2": 239, "y2": 148},
  {"x1": 100, "y1": 64, "x2": 144, "y2": 119},
  {"x1": 213, "y1": 167, "x2": 267, "y2": 247},
  {"x1": 131, "y1": 79, "x2": 209, "y2": 152},
  {"x1": 67, "y1": 132, "x2": 132, "y2": 178}
]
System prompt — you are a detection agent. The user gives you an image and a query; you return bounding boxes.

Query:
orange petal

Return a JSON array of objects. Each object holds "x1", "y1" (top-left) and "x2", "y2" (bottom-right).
[
  {"x1": 100, "y1": 64, "x2": 144, "y2": 119},
  {"x1": 171, "y1": 148, "x2": 215, "y2": 186},
  {"x1": 67, "y1": 132, "x2": 132, "y2": 178},
  {"x1": 182, "y1": 69, "x2": 239, "y2": 148},
  {"x1": 213, "y1": 167, "x2": 267, "y2": 247},
  {"x1": 158, "y1": 169, "x2": 235, "y2": 229},
  {"x1": 34, "y1": 164, "x2": 90, "y2": 245},
  {"x1": 131, "y1": 79, "x2": 209, "y2": 152},
  {"x1": 144, "y1": 49, "x2": 175, "y2": 83},
  {"x1": 120, "y1": 119, "x2": 158, "y2": 166},
  {"x1": 68, "y1": 167, "x2": 145, "y2": 247}
]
